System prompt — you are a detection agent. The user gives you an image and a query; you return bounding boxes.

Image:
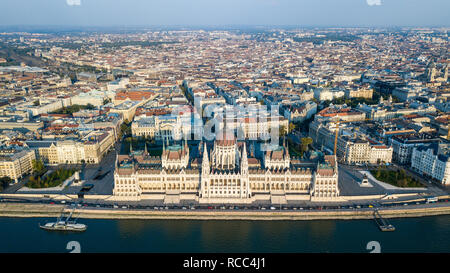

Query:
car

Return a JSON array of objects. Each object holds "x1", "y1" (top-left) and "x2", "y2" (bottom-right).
[
  {"x1": 50, "y1": 202, "x2": 55, "y2": 205},
  {"x1": 220, "y1": 206, "x2": 226, "y2": 210},
  {"x1": 260, "y1": 207, "x2": 266, "y2": 210},
  {"x1": 207, "y1": 206, "x2": 213, "y2": 209},
  {"x1": 190, "y1": 207, "x2": 195, "y2": 210},
  {"x1": 368, "y1": 205, "x2": 373, "y2": 208},
  {"x1": 270, "y1": 207, "x2": 276, "y2": 210},
  {"x1": 113, "y1": 205, "x2": 119, "y2": 209},
  {"x1": 154, "y1": 207, "x2": 159, "y2": 210},
  {"x1": 165, "y1": 206, "x2": 169, "y2": 210},
  {"x1": 293, "y1": 207, "x2": 297, "y2": 210},
  {"x1": 122, "y1": 206, "x2": 127, "y2": 209},
  {"x1": 84, "y1": 204, "x2": 88, "y2": 207},
  {"x1": 60, "y1": 200, "x2": 66, "y2": 204},
  {"x1": 96, "y1": 205, "x2": 100, "y2": 208},
  {"x1": 404, "y1": 203, "x2": 408, "y2": 206},
  {"x1": 299, "y1": 207, "x2": 304, "y2": 210},
  {"x1": 77, "y1": 204, "x2": 82, "y2": 207}
]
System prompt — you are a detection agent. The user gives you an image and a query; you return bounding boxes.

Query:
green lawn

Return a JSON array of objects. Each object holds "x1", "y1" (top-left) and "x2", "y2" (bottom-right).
[
  {"x1": 370, "y1": 168, "x2": 423, "y2": 188},
  {"x1": 26, "y1": 169, "x2": 77, "y2": 189}
]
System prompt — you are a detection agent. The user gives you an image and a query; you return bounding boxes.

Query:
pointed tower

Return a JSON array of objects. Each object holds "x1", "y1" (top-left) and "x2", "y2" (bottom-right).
[
  {"x1": 129, "y1": 140, "x2": 133, "y2": 155},
  {"x1": 202, "y1": 142, "x2": 210, "y2": 174},
  {"x1": 144, "y1": 141, "x2": 148, "y2": 155},
  {"x1": 200, "y1": 142, "x2": 210, "y2": 199},
  {"x1": 241, "y1": 142, "x2": 248, "y2": 175},
  {"x1": 240, "y1": 142, "x2": 249, "y2": 199},
  {"x1": 284, "y1": 138, "x2": 290, "y2": 164}
]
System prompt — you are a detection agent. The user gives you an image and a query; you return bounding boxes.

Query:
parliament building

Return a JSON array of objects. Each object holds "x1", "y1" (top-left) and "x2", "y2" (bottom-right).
[{"x1": 113, "y1": 133, "x2": 340, "y2": 204}]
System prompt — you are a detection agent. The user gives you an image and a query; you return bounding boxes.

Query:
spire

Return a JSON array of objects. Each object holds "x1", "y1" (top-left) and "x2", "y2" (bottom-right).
[
  {"x1": 202, "y1": 142, "x2": 210, "y2": 174},
  {"x1": 129, "y1": 139, "x2": 133, "y2": 154},
  {"x1": 144, "y1": 141, "x2": 148, "y2": 155},
  {"x1": 241, "y1": 142, "x2": 248, "y2": 175},
  {"x1": 183, "y1": 137, "x2": 189, "y2": 156},
  {"x1": 203, "y1": 142, "x2": 208, "y2": 160},
  {"x1": 241, "y1": 142, "x2": 248, "y2": 164}
]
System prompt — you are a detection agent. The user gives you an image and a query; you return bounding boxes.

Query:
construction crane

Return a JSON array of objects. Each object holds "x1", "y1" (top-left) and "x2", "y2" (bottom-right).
[{"x1": 333, "y1": 118, "x2": 372, "y2": 155}]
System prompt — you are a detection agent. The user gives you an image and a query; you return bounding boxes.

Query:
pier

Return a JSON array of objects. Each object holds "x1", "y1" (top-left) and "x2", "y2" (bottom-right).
[{"x1": 374, "y1": 209, "x2": 395, "y2": 232}]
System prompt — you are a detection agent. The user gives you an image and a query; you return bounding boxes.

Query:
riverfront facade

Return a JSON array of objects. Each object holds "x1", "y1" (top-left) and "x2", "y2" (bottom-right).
[{"x1": 113, "y1": 134, "x2": 339, "y2": 203}]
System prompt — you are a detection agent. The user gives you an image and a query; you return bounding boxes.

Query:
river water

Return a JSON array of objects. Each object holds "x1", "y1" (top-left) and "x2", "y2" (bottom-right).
[{"x1": 0, "y1": 215, "x2": 449, "y2": 253}]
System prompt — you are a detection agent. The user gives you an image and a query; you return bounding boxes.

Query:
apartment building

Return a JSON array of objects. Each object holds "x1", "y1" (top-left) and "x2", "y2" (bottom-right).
[
  {"x1": 0, "y1": 147, "x2": 35, "y2": 183},
  {"x1": 411, "y1": 143, "x2": 450, "y2": 185}
]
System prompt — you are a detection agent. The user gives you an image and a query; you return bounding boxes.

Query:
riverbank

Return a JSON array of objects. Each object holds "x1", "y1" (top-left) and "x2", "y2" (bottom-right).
[{"x1": 1, "y1": 202, "x2": 450, "y2": 220}]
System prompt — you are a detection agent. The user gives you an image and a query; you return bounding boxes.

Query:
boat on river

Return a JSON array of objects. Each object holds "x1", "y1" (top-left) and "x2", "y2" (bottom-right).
[{"x1": 39, "y1": 207, "x2": 87, "y2": 232}]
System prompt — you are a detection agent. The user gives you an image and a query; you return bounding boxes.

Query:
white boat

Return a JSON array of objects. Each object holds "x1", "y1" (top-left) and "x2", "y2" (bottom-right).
[
  {"x1": 39, "y1": 207, "x2": 87, "y2": 232},
  {"x1": 39, "y1": 221, "x2": 87, "y2": 232}
]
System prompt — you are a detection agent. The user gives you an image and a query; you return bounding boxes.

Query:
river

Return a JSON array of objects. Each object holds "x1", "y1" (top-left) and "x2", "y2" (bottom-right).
[{"x1": 0, "y1": 215, "x2": 449, "y2": 253}]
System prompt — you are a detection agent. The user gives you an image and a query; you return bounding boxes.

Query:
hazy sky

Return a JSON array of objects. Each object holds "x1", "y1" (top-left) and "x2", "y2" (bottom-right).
[{"x1": 0, "y1": 0, "x2": 449, "y2": 27}]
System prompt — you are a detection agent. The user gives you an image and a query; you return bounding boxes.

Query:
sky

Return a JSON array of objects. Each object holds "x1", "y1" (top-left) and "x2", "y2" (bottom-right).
[{"x1": 0, "y1": 0, "x2": 448, "y2": 27}]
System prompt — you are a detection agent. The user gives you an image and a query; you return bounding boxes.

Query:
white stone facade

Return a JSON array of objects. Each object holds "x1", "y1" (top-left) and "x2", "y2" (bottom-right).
[{"x1": 113, "y1": 138, "x2": 341, "y2": 203}]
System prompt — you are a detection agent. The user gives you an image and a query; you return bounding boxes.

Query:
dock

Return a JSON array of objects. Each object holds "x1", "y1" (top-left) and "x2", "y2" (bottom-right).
[{"x1": 373, "y1": 209, "x2": 395, "y2": 232}]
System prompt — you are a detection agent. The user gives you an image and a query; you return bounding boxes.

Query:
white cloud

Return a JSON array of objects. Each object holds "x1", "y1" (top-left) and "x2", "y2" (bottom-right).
[
  {"x1": 366, "y1": 0, "x2": 382, "y2": 6},
  {"x1": 66, "y1": 0, "x2": 81, "y2": 6}
]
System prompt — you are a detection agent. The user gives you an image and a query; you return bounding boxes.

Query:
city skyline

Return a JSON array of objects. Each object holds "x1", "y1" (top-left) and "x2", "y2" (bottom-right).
[{"x1": 0, "y1": 0, "x2": 449, "y2": 28}]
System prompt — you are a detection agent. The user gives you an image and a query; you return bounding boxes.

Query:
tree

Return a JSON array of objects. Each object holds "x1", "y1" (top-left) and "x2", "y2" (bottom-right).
[
  {"x1": 120, "y1": 121, "x2": 132, "y2": 138},
  {"x1": 300, "y1": 137, "x2": 313, "y2": 155},
  {"x1": 32, "y1": 159, "x2": 45, "y2": 175},
  {"x1": 279, "y1": 125, "x2": 287, "y2": 138},
  {"x1": 288, "y1": 123, "x2": 296, "y2": 133},
  {"x1": 0, "y1": 176, "x2": 12, "y2": 191}
]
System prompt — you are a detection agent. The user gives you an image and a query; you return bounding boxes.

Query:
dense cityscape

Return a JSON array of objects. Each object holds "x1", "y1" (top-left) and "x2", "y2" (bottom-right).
[{"x1": 0, "y1": 28, "x2": 448, "y2": 208}]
